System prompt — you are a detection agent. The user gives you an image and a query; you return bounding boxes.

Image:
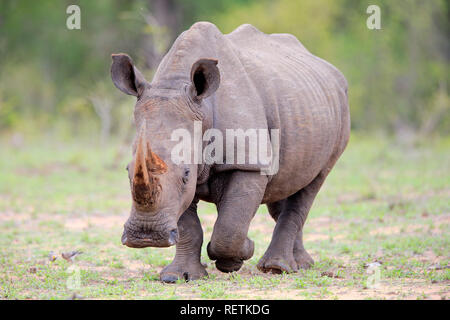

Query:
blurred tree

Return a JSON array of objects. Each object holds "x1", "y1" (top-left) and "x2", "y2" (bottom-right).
[
  {"x1": 142, "y1": 0, "x2": 181, "y2": 70},
  {"x1": 210, "y1": 0, "x2": 449, "y2": 135},
  {"x1": 0, "y1": 0, "x2": 447, "y2": 139}
]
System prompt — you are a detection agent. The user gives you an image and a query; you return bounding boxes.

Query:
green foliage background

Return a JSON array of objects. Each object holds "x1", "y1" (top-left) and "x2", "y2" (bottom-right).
[{"x1": 0, "y1": 0, "x2": 448, "y2": 139}]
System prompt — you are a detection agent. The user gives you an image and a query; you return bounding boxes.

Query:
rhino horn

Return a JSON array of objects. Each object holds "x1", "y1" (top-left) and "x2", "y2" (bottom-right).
[{"x1": 132, "y1": 122, "x2": 166, "y2": 209}]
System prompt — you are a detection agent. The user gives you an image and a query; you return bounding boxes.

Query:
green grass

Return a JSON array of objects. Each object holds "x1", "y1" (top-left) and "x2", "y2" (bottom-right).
[{"x1": 0, "y1": 133, "x2": 449, "y2": 299}]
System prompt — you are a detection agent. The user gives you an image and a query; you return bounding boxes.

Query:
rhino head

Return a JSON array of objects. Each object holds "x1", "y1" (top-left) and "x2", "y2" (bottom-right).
[{"x1": 110, "y1": 53, "x2": 220, "y2": 248}]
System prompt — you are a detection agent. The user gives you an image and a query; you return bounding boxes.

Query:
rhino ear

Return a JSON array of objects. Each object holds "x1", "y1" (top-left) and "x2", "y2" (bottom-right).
[
  {"x1": 111, "y1": 53, "x2": 147, "y2": 97},
  {"x1": 189, "y1": 58, "x2": 220, "y2": 102}
]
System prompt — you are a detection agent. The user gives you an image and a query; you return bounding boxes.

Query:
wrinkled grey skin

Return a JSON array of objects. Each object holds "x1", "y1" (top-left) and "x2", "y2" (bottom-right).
[{"x1": 111, "y1": 22, "x2": 350, "y2": 283}]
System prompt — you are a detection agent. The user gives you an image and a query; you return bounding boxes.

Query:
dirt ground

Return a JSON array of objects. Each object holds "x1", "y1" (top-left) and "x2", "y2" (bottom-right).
[{"x1": 0, "y1": 135, "x2": 449, "y2": 299}]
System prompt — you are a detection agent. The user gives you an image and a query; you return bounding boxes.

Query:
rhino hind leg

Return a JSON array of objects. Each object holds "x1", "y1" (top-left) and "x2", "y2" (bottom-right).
[
  {"x1": 257, "y1": 199, "x2": 300, "y2": 274},
  {"x1": 160, "y1": 201, "x2": 207, "y2": 283},
  {"x1": 258, "y1": 170, "x2": 329, "y2": 274},
  {"x1": 293, "y1": 230, "x2": 315, "y2": 269}
]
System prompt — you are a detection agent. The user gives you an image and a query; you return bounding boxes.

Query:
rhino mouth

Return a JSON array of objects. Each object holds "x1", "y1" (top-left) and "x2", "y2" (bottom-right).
[
  {"x1": 121, "y1": 218, "x2": 178, "y2": 248},
  {"x1": 121, "y1": 228, "x2": 178, "y2": 248}
]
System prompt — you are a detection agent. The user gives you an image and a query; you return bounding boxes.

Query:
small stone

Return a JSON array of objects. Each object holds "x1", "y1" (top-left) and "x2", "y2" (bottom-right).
[
  {"x1": 364, "y1": 261, "x2": 382, "y2": 269},
  {"x1": 68, "y1": 293, "x2": 84, "y2": 300},
  {"x1": 321, "y1": 271, "x2": 341, "y2": 278},
  {"x1": 427, "y1": 264, "x2": 449, "y2": 271}
]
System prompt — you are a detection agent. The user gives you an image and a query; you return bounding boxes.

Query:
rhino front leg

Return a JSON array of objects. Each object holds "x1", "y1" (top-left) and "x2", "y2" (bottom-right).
[
  {"x1": 160, "y1": 201, "x2": 207, "y2": 283},
  {"x1": 258, "y1": 170, "x2": 328, "y2": 274},
  {"x1": 207, "y1": 171, "x2": 268, "y2": 273}
]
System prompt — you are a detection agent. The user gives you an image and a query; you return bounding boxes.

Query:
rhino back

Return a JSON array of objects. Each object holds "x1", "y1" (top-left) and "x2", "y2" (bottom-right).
[
  {"x1": 152, "y1": 23, "x2": 349, "y2": 201},
  {"x1": 223, "y1": 24, "x2": 349, "y2": 200}
]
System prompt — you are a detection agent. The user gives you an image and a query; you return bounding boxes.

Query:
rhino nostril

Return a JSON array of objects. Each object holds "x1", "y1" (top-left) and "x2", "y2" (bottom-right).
[
  {"x1": 168, "y1": 229, "x2": 178, "y2": 245},
  {"x1": 121, "y1": 230, "x2": 128, "y2": 245}
]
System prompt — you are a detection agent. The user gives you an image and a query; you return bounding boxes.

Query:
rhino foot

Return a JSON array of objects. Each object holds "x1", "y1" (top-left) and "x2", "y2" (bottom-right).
[
  {"x1": 294, "y1": 248, "x2": 314, "y2": 270},
  {"x1": 215, "y1": 258, "x2": 244, "y2": 273},
  {"x1": 207, "y1": 239, "x2": 253, "y2": 273},
  {"x1": 160, "y1": 261, "x2": 208, "y2": 283},
  {"x1": 257, "y1": 252, "x2": 298, "y2": 274}
]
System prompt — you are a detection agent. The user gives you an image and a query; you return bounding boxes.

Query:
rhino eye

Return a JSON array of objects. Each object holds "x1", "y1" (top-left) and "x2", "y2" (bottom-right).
[{"x1": 182, "y1": 168, "x2": 190, "y2": 184}]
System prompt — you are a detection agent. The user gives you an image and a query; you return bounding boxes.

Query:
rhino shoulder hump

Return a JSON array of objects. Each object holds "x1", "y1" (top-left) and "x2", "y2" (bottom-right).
[
  {"x1": 269, "y1": 33, "x2": 310, "y2": 53},
  {"x1": 189, "y1": 21, "x2": 221, "y2": 34},
  {"x1": 229, "y1": 24, "x2": 263, "y2": 36}
]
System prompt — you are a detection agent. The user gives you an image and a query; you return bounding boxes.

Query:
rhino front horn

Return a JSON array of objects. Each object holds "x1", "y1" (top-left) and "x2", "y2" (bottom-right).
[{"x1": 132, "y1": 122, "x2": 167, "y2": 210}]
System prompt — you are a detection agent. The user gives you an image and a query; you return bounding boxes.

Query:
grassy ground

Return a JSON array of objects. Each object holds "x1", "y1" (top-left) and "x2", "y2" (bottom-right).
[{"x1": 0, "y1": 133, "x2": 449, "y2": 300}]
